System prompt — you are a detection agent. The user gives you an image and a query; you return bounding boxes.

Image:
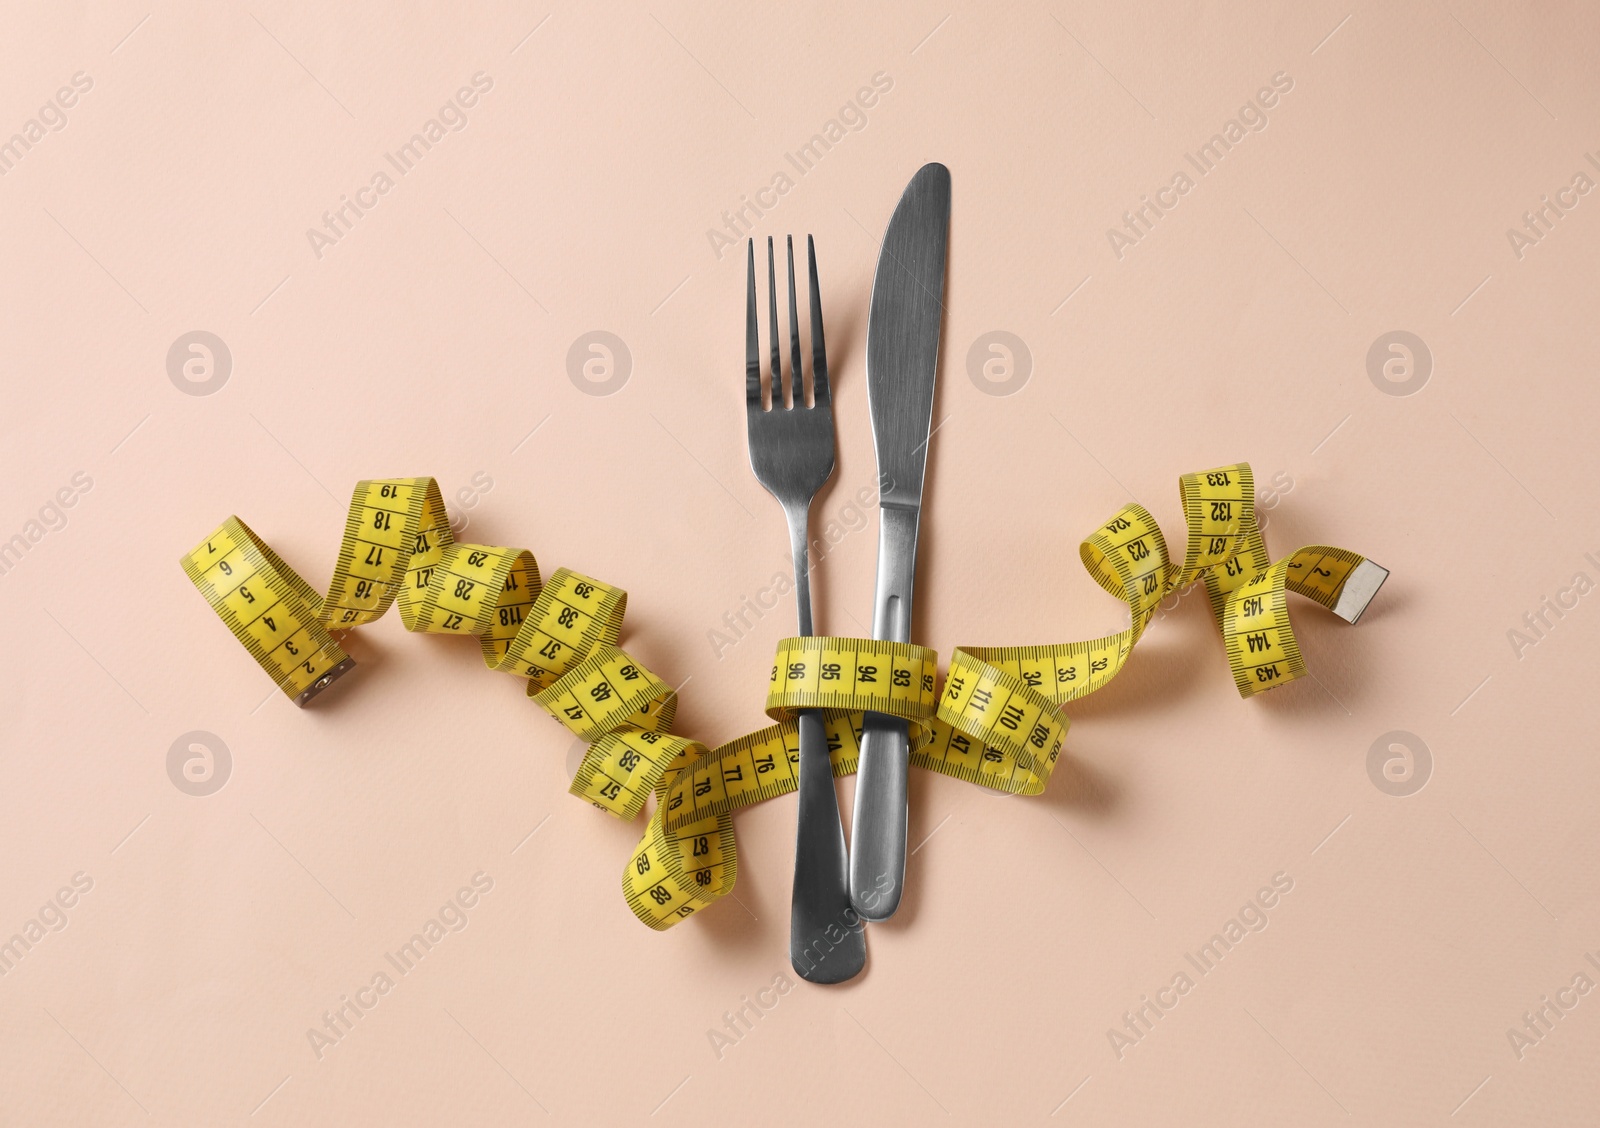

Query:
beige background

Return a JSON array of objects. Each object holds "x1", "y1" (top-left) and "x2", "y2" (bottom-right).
[{"x1": 2, "y1": 1, "x2": 1598, "y2": 1124}]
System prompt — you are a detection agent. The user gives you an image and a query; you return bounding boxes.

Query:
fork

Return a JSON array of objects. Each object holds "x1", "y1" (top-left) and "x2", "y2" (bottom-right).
[{"x1": 745, "y1": 235, "x2": 866, "y2": 984}]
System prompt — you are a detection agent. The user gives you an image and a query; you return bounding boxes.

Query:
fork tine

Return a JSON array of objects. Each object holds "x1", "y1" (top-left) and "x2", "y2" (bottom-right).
[
  {"x1": 746, "y1": 240, "x2": 761, "y2": 407},
  {"x1": 807, "y1": 235, "x2": 829, "y2": 408},
  {"x1": 767, "y1": 237, "x2": 783, "y2": 407},
  {"x1": 786, "y1": 236, "x2": 804, "y2": 408}
]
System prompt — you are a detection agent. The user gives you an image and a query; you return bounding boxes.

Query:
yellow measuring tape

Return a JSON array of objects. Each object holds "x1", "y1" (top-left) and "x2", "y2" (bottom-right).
[{"x1": 182, "y1": 464, "x2": 1385, "y2": 930}]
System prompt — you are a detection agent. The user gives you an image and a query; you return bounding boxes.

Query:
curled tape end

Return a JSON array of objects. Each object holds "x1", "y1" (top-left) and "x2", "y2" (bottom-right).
[
  {"x1": 294, "y1": 657, "x2": 357, "y2": 707},
  {"x1": 1332, "y1": 560, "x2": 1389, "y2": 625}
]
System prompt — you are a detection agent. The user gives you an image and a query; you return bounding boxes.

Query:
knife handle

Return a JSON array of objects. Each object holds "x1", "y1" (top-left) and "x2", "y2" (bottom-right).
[
  {"x1": 851, "y1": 712, "x2": 910, "y2": 920},
  {"x1": 866, "y1": 500, "x2": 921, "y2": 639},
  {"x1": 850, "y1": 503, "x2": 920, "y2": 920}
]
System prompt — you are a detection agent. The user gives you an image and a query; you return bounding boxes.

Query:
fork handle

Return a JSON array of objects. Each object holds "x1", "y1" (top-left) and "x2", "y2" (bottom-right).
[
  {"x1": 790, "y1": 710, "x2": 863, "y2": 981},
  {"x1": 787, "y1": 507, "x2": 815, "y2": 637},
  {"x1": 785, "y1": 506, "x2": 865, "y2": 982}
]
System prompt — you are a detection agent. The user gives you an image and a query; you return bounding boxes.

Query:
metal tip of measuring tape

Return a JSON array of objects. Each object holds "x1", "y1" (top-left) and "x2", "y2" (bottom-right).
[
  {"x1": 294, "y1": 657, "x2": 357, "y2": 707},
  {"x1": 1332, "y1": 560, "x2": 1389, "y2": 625}
]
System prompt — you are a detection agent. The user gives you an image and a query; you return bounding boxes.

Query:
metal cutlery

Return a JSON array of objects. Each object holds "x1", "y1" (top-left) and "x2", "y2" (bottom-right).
[
  {"x1": 744, "y1": 234, "x2": 866, "y2": 983},
  {"x1": 849, "y1": 163, "x2": 951, "y2": 922}
]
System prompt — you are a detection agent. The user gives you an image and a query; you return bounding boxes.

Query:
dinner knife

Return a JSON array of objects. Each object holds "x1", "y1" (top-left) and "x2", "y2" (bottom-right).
[{"x1": 849, "y1": 162, "x2": 951, "y2": 921}]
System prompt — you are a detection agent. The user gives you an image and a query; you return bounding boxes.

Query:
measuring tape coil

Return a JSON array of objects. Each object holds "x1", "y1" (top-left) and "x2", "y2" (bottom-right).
[{"x1": 182, "y1": 464, "x2": 1386, "y2": 929}]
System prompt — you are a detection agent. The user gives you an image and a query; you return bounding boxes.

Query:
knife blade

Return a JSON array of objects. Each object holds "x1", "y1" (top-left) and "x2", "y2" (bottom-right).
[{"x1": 849, "y1": 162, "x2": 950, "y2": 921}]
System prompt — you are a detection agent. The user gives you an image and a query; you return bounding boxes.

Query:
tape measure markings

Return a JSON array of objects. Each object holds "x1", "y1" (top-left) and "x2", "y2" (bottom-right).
[
  {"x1": 182, "y1": 518, "x2": 352, "y2": 705},
  {"x1": 183, "y1": 463, "x2": 1387, "y2": 930}
]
